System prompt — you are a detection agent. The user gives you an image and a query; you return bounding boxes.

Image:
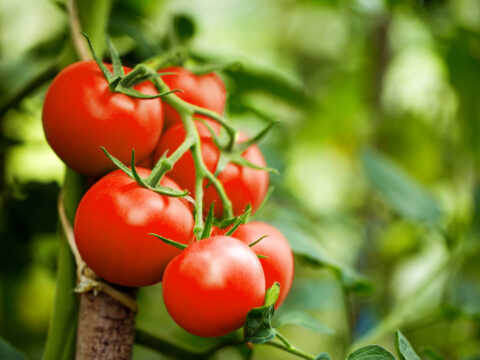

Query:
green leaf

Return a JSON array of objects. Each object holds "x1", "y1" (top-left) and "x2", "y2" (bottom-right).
[
  {"x1": 395, "y1": 330, "x2": 421, "y2": 360},
  {"x1": 362, "y1": 148, "x2": 443, "y2": 226},
  {"x1": 81, "y1": 33, "x2": 115, "y2": 82},
  {"x1": 347, "y1": 345, "x2": 396, "y2": 360},
  {"x1": 316, "y1": 353, "x2": 332, "y2": 360},
  {"x1": 105, "y1": 35, "x2": 125, "y2": 79},
  {"x1": 275, "y1": 311, "x2": 334, "y2": 335},
  {"x1": 244, "y1": 283, "x2": 279, "y2": 344},
  {"x1": 0, "y1": 338, "x2": 26, "y2": 360}
]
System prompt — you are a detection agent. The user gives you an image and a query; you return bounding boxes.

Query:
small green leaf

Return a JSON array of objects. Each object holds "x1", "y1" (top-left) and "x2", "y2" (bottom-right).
[
  {"x1": 348, "y1": 345, "x2": 396, "y2": 360},
  {"x1": 275, "y1": 311, "x2": 334, "y2": 335},
  {"x1": 0, "y1": 338, "x2": 26, "y2": 360},
  {"x1": 244, "y1": 283, "x2": 279, "y2": 344},
  {"x1": 149, "y1": 233, "x2": 187, "y2": 250},
  {"x1": 150, "y1": 186, "x2": 190, "y2": 198},
  {"x1": 362, "y1": 148, "x2": 443, "y2": 226},
  {"x1": 230, "y1": 156, "x2": 278, "y2": 174},
  {"x1": 201, "y1": 203, "x2": 215, "y2": 239},
  {"x1": 395, "y1": 330, "x2": 421, "y2": 360},
  {"x1": 257, "y1": 254, "x2": 268, "y2": 259}
]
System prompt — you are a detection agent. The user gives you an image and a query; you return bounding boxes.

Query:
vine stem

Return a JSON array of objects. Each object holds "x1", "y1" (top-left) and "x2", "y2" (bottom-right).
[
  {"x1": 264, "y1": 332, "x2": 316, "y2": 360},
  {"x1": 151, "y1": 77, "x2": 234, "y2": 237}
]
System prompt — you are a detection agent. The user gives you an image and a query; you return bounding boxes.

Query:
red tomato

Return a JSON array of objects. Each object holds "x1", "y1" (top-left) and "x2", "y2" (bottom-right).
[
  {"x1": 216, "y1": 222, "x2": 294, "y2": 309},
  {"x1": 74, "y1": 168, "x2": 194, "y2": 287},
  {"x1": 154, "y1": 119, "x2": 269, "y2": 217},
  {"x1": 162, "y1": 236, "x2": 265, "y2": 337},
  {"x1": 160, "y1": 66, "x2": 226, "y2": 128},
  {"x1": 43, "y1": 60, "x2": 163, "y2": 176}
]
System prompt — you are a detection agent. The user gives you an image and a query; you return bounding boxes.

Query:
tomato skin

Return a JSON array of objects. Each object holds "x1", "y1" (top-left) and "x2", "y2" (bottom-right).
[
  {"x1": 160, "y1": 66, "x2": 226, "y2": 128},
  {"x1": 154, "y1": 120, "x2": 269, "y2": 217},
  {"x1": 43, "y1": 60, "x2": 163, "y2": 176},
  {"x1": 162, "y1": 236, "x2": 265, "y2": 337},
  {"x1": 74, "y1": 168, "x2": 194, "y2": 287},
  {"x1": 214, "y1": 222, "x2": 294, "y2": 309}
]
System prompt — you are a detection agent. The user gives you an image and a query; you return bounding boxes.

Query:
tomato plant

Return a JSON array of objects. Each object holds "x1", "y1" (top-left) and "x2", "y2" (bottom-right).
[
  {"x1": 216, "y1": 221, "x2": 294, "y2": 309},
  {"x1": 74, "y1": 168, "x2": 194, "y2": 287},
  {"x1": 42, "y1": 60, "x2": 163, "y2": 176},
  {"x1": 154, "y1": 119, "x2": 269, "y2": 217},
  {"x1": 160, "y1": 66, "x2": 226, "y2": 128},
  {"x1": 162, "y1": 235, "x2": 265, "y2": 337}
]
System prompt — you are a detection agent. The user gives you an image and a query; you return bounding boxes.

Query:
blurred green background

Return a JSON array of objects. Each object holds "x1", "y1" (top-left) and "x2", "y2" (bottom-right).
[{"x1": 1, "y1": 0, "x2": 480, "y2": 359}]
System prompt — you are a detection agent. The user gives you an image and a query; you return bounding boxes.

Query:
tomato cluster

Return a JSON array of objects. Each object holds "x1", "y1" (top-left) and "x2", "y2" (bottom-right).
[{"x1": 43, "y1": 59, "x2": 294, "y2": 338}]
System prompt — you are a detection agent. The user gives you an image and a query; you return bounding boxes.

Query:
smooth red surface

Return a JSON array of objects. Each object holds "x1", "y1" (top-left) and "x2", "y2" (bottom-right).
[
  {"x1": 43, "y1": 60, "x2": 163, "y2": 176},
  {"x1": 154, "y1": 120, "x2": 269, "y2": 217},
  {"x1": 74, "y1": 168, "x2": 194, "y2": 287},
  {"x1": 160, "y1": 66, "x2": 226, "y2": 128},
  {"x1": 162, "y1": 236, "x2": 265, "y2": 337},
  {"x1": 219, "y1": 222, "x2": 295, "y2": 309}
]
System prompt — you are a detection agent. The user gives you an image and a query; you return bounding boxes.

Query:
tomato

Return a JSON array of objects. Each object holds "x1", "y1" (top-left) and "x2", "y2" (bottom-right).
[
  {"x1": 160, "y1": 66, "x2": 226, "y2": 128},
  {"x1": 74, "y1": 168, "x2": 194, "y2": 287},
  {"x1": 43, "y1": 60, "x2": 163, "y2": 176},
  {"x1": 154, "y1": 119, "x2": 269, "y2": 217},
  {"x1": 216, "y1": 222, "x2": 294, "y2": 309},
  {"x1": 162, "y1": 236, "x2": 265, "y2": 337}
]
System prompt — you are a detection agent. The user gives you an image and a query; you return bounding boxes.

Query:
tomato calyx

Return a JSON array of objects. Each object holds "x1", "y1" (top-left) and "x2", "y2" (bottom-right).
[
  {"x1": 199, "y1": 118, "x2": 279, "y2": 176},
  {"x1": 101, "y1": 147, "x2": 193, "y2": 200},
  {"x1": 82, "y1": 33, "x2": 180, "y2": 99}
]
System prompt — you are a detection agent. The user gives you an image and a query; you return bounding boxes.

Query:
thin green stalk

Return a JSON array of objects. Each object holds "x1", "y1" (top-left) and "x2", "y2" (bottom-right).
[
  {"x1": 151, "y1": 77, "x2": 234, "y2": 235},
  {"x1": 42, "y1": 170, "x2": 87, "y2": 360},
  {"x1": 264, "y1": 332, "x2": 316, "y2": 360}
]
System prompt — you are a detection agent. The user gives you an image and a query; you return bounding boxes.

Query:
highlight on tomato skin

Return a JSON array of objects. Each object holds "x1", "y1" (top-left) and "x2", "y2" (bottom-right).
[
  {"x1": 74, "y1": 168, "x2": 194, "y2": 287},
  {"x1": 42, "y1": 60, "x2": 164, "y2": 176},
  {"x1": 214, "y1": 221, "x2": 294, "y2": 309},
  {"x1": 162, "y1": 235, "x2": 266, "y2": 337},
  {"x1": 154, "y1": 119, "x2": 269, "y2": 217},
  {"x1": 160, "y1": 66, "x2": 227, "y2": 128}
]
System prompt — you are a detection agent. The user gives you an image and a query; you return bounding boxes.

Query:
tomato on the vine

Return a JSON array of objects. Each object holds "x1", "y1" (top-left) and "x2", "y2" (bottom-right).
[
  {"x1": 160, "y1": 66, "x2": 226, "y2": 128},
  {"x1": 43, "y1": 60, "x2": 163, "y2": 176},
  {"x1": 74, "y1": 168, "x2": 194, "y2": 287},
  {"x1": 216, "y1": 222, "x2": 294, "y2": 309},
  {"x1": 154, "y1": 119, "x2": 269, "y2": 217},
  {"x1": 162, "y1": 235, "x2": 265, "y2": 337}
]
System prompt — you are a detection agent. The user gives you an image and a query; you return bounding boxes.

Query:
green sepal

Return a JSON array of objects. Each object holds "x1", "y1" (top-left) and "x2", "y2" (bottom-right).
[
  {"x1": 244, "y1": 283, "x2": 280, "y2": 344},
  {"x1": 149, "y1": 233, "x2": 188, "y2": 250},
  {"x1": 225, "y1": 204, "x2": 252, "y2": 236},
  {"x1": 230, "y1": 155, "x2": 278, "y2": 174},
  {"x1": 254, "y1": 186, "x2": 274, "y2": 215},
  {"x1": 249, "y1": 235, "x2": 268, "y2": 247},
  {"x1": 236, "y1": 121, "x2": 278, "y2": 153},
  {"x1": 105, "y1": 35, "x2": 124, "y2": 79},
  {"x1": 81, "y1": 33, "x2": 115, "y2": 82},
  {"x1": 257, "y1": 254, "x2": 268, "y2": 259},
  {"x1": 200, "y1": 203, "x2": 215, "y2": 240},
  {"x1": 101, "y1": 147, "x2": 190, "y2": 198}
]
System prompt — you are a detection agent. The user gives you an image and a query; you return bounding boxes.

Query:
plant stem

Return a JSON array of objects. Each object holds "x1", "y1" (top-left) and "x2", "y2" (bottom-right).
[
  {"x1": 264, "y1": 332, "x2": 316, "y2": 360},
  {"x1": 151, "y1": 77, "x2": 234, "y2": 235},
  {"x1": 42, "y1": 169, "x2": 87, "y2": 360}
]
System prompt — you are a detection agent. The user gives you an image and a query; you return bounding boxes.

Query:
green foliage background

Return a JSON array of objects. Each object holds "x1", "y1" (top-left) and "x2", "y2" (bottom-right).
[{"x1": 1, "y1": 0, "x2": 480, "y2": 359}]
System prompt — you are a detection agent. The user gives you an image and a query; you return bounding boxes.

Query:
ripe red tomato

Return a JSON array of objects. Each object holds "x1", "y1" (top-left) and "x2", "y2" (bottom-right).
[
  {"x1": 74, "y1": 168, "x2": 194, "y2": 287},
  {"x1": 154, "y1": 119, "x2": 269, "y2": 217},
  {"x1": 216, "y1": 222, "x2": 294, "y2": 309},
  {"x1": 43, "y1": 60, "x2": 163, "y2": 176},
  {"x1": 162, "y1": 236, "x2": 265, "y2": 337},
  {"x1": 160, "y1": 66, "x2": 226, "y2": 128}
]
